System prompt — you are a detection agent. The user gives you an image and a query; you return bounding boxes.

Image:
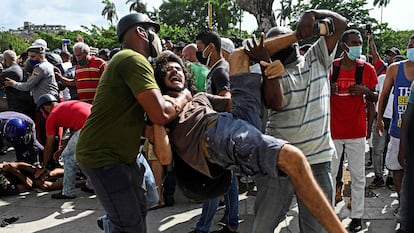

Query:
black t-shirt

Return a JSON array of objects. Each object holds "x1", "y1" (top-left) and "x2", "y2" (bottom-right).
[{"x1": 205, "y1": 59, "x2": 230, "y2": 95}]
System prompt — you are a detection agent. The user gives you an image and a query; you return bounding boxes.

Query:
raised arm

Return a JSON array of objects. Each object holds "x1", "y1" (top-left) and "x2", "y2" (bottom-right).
[{"x1": 296, "y1": 9, "x2": 347, "y2": 55}]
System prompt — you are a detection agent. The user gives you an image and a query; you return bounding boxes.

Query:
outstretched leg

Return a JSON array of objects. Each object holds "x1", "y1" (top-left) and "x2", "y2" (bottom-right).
[{"x1": 277, "y1": 144, "x2": 346, "y2": 233}]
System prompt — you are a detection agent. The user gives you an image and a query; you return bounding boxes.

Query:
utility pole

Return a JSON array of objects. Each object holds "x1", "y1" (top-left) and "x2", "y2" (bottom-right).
[{"x1": 208, "y1": 1, "x2": 213, "y2": 30}]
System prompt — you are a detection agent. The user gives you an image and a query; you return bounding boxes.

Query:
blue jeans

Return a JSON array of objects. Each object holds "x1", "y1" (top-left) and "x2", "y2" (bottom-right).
[
  {"x1": 253, "y1": 162, "x2": 332, "y2": 233},
  {"x1": 62, "y1": 130, "x2": 80, "y2": 197},
  {"x1": 195, "y1": 172, "x2": 239, "y2": 232},
  {"x1": 82, "y1": 162, "x2": 147, "y2": 233}
]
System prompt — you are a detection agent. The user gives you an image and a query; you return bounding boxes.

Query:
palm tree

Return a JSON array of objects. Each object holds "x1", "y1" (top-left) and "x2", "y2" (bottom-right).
[
  {"x1": 373, "y1": 0, "x2": 391, "y2": 24},
  {"x1": 101, "y1": 0, "x2": 118, "y2": 24},
  {"x1": 276, "y1": 0, "x2": 292, "y2": 27},
  {"x1": 125, "y1": 0, "x2": 148, "y2": 14}
]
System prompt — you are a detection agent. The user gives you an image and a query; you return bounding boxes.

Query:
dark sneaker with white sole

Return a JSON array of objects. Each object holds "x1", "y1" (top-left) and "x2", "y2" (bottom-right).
[
  {"x1": 348, "y1": 218, "x2": 362, "y2": 232},
  {"x1": 368, "y1": 176, "x2": 385, "y2": 189}
]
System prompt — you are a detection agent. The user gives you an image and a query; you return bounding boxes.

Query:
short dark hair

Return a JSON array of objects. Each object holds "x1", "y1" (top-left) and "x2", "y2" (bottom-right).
[
  {"x1": 196, "y1": 30, "x2": 221, "y2": 52},
  {"x1": 341, "y1": 29, "x2": 361, "y2": 43}
]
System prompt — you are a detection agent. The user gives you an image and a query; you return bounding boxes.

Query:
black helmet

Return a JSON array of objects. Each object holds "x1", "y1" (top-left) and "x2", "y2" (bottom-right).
[
  {"x1": 116, "y1": 13, "x2": 160, "y2": 43},
  {"x1": 36, "y1": 93, "x2": 58, "y2": 109}
]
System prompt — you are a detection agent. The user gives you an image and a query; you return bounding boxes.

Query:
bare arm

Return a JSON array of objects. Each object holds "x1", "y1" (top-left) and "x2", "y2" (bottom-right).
[
  {"x1": 296, "y1": 9, "x2": 347, "y2": 55},
  {"x1": 144, "y1": 124, "x2": 172, "y2": 165},
  {"x1": 137, "y1": 88, "x2": 191, "y2": 125},
  {"x1": 243, "y1": 33, "x2": 284, "y2": 110},
  {"x1": 34, "y1": 135, "x2": 55, "y2": 179},
  {"x1": 377, "y1": 64, "x2": 397, "y2": 134},
  {"x1": 55, "y1": 70, "x2": 76, "y2": 87},
  {"x1": 2, "y1": 163, "x2": 33, "y2": 188},
  {"x1": 367, "y1": 33, "x2": 381, "y2": 64}
]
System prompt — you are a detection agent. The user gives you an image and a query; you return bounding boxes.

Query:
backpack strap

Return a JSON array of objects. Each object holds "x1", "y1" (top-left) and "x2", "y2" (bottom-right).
[
  {"x1": 376, "y1": 63, "x2": 387, "y2": 76},
  {"x1": 355, "y1": 59, "x2": 365, "y2": 85},
  {"x1": 331, "y1": 58, "x2": 365, "y2": 85},
  {"x1": 331, "y1": 59, "x2": 341, "y2": 83}
]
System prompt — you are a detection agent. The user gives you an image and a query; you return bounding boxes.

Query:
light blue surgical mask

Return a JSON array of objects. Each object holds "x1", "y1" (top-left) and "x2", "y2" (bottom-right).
[
  {"x1": 345, "y1": 44, "x2": 362, "y2": 61},
  {"x1": 407, "y1": 48, "x2": 414, "y2": 62}
]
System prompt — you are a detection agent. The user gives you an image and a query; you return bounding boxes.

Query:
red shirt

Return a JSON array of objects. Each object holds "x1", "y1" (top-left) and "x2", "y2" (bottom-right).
[
  {"x1": 330, "y1": 59, "x2": 378, "y2": 139},
  {"x1": 46, "y1": 101, "x2": 92, "y2": 137},
  {"x1": 374, "y1": 59, "x2": 387, "y2": 76},
  {"x1": 75, "y1": 56, "x2": 106, "y2": 103}
]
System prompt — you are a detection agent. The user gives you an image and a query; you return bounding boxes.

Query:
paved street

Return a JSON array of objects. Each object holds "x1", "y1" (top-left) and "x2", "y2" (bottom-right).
[{"x1": 0, "y1": 150, "x2": 400, "y2": 233}]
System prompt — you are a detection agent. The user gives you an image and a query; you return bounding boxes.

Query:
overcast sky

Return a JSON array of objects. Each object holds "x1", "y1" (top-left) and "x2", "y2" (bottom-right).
[{"x1": 1, "y1": 0, "x2": 411, "y2": 34}]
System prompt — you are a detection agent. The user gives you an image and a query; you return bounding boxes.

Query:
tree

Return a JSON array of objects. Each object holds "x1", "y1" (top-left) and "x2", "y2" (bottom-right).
[
  {"x1": 373, "y1": 0, "x2": 390, "y2": 7},
  {"x1": 235, "y1": 0, "x2": 276, "y2": 32},
  {"x1": 290, "y1": 0, "x2": 376, "y2": 29},
  {"x1": 275, "y1": 0, "x2": 293, "y2": 27},
  {"x1": 158, "y1": 0, "x2": 242, "y2": 41},
  {"x1": 126, "y1": 0, "x2": 148, "y2": 13},
  {"x1": 0, "y1": 31, "x2": 29, "y2": 55},
  {"x1": 101, "y1": 0, "x2": 118, "y2": 25}
]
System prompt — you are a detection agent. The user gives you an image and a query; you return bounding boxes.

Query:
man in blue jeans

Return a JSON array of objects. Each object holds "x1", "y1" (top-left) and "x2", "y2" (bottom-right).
[
  {"x1": 191, "y1": 30, "x2": 239, "y2": 233},
  {"x1": 149, "y1": 44, "x2": 346, "y2": 233}
]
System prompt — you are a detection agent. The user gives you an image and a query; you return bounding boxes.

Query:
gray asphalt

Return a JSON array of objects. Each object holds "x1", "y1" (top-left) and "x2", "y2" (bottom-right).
[{"x1": 0, "y1": 150, "x2": 399, "y2": 233}]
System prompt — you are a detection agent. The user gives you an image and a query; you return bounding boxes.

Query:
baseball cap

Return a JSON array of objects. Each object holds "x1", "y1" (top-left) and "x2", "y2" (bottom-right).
[
  {"x1": 31, "y1": 39, "x2": 48, "y2": 49},
  {"x1": 385, "y1": 47, "x2": 401, "y2": 55},
  {"x1": 220, "y1": 38, "x2": 235, "y2": 54}
]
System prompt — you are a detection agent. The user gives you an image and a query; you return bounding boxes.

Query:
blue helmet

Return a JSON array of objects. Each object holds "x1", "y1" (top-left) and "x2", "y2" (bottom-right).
[{"x1": 3, "y1": 118, "x2": 28, "y2": 141}]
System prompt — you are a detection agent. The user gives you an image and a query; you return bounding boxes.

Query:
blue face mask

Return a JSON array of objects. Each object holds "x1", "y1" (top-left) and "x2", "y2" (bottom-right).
[
  {"x1": 345, "y1": 44, "x2": 362, "y2": 61},
  {"x1": 407, "y1": 48, "x2": 414, "y2": 62},
  {"x1": 28, "y1": 59, "x2": 39, "y2": 67}
]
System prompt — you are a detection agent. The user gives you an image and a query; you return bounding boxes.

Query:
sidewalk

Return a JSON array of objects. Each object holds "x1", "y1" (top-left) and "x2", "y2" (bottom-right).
[{"x1": 0, "y1": 150, "x2": 399, "y2": 233}]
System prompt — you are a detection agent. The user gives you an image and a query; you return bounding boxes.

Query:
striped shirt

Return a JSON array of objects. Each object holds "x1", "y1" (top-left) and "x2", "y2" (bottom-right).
[
  {"x1": 75, "y1": 56, "x2": 106, "y2": 103},
  {"x1": 265, "y1": 38, "x2": 336, "y2": 164}
]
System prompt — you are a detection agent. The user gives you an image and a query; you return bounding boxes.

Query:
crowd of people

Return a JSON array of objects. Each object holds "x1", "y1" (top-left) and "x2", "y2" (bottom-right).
[{"x1": 0, "y1": 8, "x2": 413, "y2": 233}]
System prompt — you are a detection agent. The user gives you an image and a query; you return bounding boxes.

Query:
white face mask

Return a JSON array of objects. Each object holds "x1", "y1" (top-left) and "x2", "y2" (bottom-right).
[{"x1": 202, "y1": 45, "x2": 212, "y2": 66}]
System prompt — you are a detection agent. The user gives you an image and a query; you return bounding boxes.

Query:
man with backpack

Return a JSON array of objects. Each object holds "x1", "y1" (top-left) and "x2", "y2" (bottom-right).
[{"x1": 330, "y1": 29, "x2": 378, "y2": 232}]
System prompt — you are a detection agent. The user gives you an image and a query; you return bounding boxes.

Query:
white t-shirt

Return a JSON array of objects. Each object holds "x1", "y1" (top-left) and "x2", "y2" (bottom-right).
[{"x1": 376, "y1": 74, "x2": 393, "y2": 119}]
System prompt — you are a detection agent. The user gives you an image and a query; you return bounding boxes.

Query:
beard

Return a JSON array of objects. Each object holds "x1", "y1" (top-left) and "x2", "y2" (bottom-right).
[{"x1": 165, "y1": 86, "x2": 184, "y2": 93}]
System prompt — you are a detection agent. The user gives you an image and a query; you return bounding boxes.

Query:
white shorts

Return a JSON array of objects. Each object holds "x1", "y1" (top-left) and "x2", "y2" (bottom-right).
[{"x1": 385, "y1": 136, "x2": 403, "y2": 170}]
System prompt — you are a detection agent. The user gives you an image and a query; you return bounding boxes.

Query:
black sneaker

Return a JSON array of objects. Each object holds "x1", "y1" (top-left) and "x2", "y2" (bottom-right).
[
  {"x1": 81, "y1": 184, "x2": 95, "y2": 194},
  {"x1": 348, "y1": 218, "x2": 362, "y2": 232},
  {"x1": 217, "y1": 216, "x2": 244, "y2": 227},
  {"x1": 51, "y1": 192, "x2": 76, "y2": 199},
  {"x1": 386, "y1": 176, "x2": 396, "y2": 191},
  {"x1": 211, "y1": 226, "x2": 240, "y2": 233},
  {"x1": 368, "y1": 176, "x2": 385, "y2": 189},
  {"x1": 97, "y1": 216, "x2": 104, "y2": 230}
]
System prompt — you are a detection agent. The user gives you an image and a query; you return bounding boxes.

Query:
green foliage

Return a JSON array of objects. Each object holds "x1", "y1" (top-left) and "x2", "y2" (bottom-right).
[
  {"x1": 158, "y1": 0, "x2": 242, "y2": 41},
  {"x1": 371, "y1": 27, "x2": 414, "y2": 56},
  {"x1": 32, "y1": 26, "x2": 119, "y2": 52},
  {"x1": 0, "y1": 32, "x2": 29, "y2": 55},
  {"x1": 126, "y1": 0, "x2": 148, "y2": 13},
  {"x1": 1, "y1": 0, "x2": 409, "y2": 60},
  {"x1": 291, "y1": 0, "x2": 377, "y2": 29}
]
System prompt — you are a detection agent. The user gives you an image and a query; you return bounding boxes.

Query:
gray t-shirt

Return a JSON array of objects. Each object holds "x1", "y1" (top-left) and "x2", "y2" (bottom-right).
[
  {"x1": 266, "y1": 37, "x2": 337, "y2": 164},
  {"x1": 13, "y1": 60, "x2": 58, "y2": 104}
]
